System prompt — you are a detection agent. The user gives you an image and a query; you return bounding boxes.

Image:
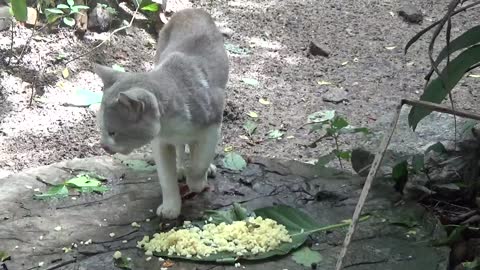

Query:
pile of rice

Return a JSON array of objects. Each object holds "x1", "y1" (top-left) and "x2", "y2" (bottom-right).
[{"x1": 137, "y1": 216, "x2": 292, "y2": 258}]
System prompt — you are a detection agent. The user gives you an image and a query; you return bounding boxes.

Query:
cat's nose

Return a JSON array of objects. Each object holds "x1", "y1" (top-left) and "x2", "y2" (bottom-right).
[{"x1": 101, "y1": 144, "x2": 115, "y2": 154}]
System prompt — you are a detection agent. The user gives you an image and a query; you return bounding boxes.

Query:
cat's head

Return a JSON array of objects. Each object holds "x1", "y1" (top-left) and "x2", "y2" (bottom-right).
[{"x1": 94, "y1": 64, "x2": 161, "y2": 155}]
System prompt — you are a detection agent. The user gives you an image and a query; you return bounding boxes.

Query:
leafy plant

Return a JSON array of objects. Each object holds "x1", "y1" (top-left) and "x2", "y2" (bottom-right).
[
  {"x1": 390, "y1": 142, "x2": 447, "y2": 193},
  {"x1": 9, "y1": 0, "x2": 28, "y2": 21},
  {"x1": 45, "y1": 0, "x2": 89, "y2": 27},
  {"x1": 405, "y1": 3, "x2": 480, "y2": 130},
  {"x1": 306, "y1": 110, "x2": 369, "y2": 169}
]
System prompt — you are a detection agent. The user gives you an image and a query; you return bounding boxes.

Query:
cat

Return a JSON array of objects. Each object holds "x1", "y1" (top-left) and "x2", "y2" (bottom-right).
[{"x1": 93, "y1": 8, "x2": 228, "y2": 219}]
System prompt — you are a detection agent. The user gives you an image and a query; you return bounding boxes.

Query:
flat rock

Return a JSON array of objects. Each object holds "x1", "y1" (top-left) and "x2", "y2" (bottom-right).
[
  {"x1": 398, "y1": 4, "x2": 423, "y2": 24},
  {"x1": 0, "y1": 155, "x2": 448, "y2": 269},
  {"x1": 322, "y1": 86, "x2": 348, "y2": 103}
]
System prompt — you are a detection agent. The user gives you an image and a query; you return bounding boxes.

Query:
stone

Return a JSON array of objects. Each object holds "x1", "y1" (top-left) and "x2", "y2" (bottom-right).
[
  {"x1": 219, "y1": 26, "x2": 234, "y2": 38},
  {"x1": 0, "y1": 155, "x2": 448, "y2": 269},
  {"x1": 322, "y1": 86, "x2": 348, "y2": 103},
  {"x1": 87, "y1": 3, "x2": 114, "y2": 32},
  {"x1": 308, "y1": 40, "x2": 329, "y2": 57},
  {"x1": 398, "y1": 4, "x2": 423, "y2": 24},
  {"x1": 0, "y1": 6, "x2": 12, "y2": 31},
  {"x1": 25, "y1": 7, "x2": 37, "y2": 26}
]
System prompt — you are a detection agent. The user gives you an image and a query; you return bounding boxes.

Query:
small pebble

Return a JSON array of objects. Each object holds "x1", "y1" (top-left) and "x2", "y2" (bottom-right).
[
  {"x1": 122, "y1": 240, "x2": 128, "y2": 243},
  {"x1": 84, "y1": 239, "x2": 92, "y2": 245},
  {"x1": 25, "y1": 185, "x2": 33, "y2": 189},
  {"x1": 127, "y1": 257, "x2": 132, "y2": 261},
  {"x1": 146, "y1": 218, "x2": 150, "y2": 222},
  {"x1": 146, "y1": 256, "x2": 152, "y2": 261},
  {"x1": 39, "y1": 235, "x2": 43, "y2": 240},
  {"x1": 38, "y1": 262, "x2": 44, "y2": 267},
  {"x1": 158, "y1": 257, "x2": 165, "y2": 262},
  {"x1": 71, "y1": 197, "x2": 77, "y2": 200},
  {"x1": 54, "y1": 226, "x2": 62, "y2": 231},
  {"x1": 109, "y1": 232, "x2": 115, "y2": 237},
  {"x1": 33, "y1": 188, "x2": 40, "y2": 192},
  {"x1": 14, "y1": 246, "x2": 18, "y2": 249},
  {"x1": 149, "y1": 209, "x2": 154, "y2": 213}
]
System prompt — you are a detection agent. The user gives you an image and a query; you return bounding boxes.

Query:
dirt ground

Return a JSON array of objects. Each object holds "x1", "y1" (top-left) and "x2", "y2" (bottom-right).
[{"x1": 0, "y1": 0, "x2": 479, "y2": 173}]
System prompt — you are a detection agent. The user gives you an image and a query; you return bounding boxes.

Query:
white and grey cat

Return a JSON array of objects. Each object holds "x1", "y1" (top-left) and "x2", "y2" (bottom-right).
[{"x1": 93, "y1": 8, "x2": 228, "y2": 219}]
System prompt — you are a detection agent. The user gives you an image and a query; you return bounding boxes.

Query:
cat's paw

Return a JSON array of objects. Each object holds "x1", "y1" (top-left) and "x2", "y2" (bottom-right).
[
  {"x1": 207, "y1": 164, "x2": 217, "y2": 178},
  {"x1": 187, "y1": 178, "x2": 208, "y2": 193},
  {"x1": 156, "y1": 202, "x2": 181, "y2": 220}
]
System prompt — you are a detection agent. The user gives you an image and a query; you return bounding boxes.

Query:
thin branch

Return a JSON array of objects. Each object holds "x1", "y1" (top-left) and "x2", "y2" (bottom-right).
[
  {"x1": 7, "y1": 17, "x2": 14, "y2": 66},
  {"x1": 64, "y1": 4, "x2": 141, "y2": 65},
  {"x1": 335, "y1": 101, "x2": 403, "y2": 270},
  {"x1": 335, "y1": 98, "x2": 480, "y2": 269},
  {"x1": 17, "y1": 20, "x2": 46, "y2": 63}
]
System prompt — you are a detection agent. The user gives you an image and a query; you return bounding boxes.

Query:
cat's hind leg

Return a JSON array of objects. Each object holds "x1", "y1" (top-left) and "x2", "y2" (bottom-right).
[{"x1": 186, "y1": 125, "x2": 220, "y2": 193}]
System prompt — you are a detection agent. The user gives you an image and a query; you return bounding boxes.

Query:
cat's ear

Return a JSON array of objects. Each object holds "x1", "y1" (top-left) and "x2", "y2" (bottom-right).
[
  {"x1": 117, "y1": 92, "x2": 145, "y2": 117},
  {"x1": 93, "y1": 64, "x2": 122, "y2": 89}
]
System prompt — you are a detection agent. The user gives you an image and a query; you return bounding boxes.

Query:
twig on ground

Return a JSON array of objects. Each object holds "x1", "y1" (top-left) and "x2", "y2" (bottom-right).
[
  {"x1": 335, "y1": 98, "x2": 480, "y2": 270},
  {"x1": 64, "y1": 4, "x2": 141, "y2": 65},
  {"x1": 7, "y1": 17, "x2": 14, "y2": 66}
]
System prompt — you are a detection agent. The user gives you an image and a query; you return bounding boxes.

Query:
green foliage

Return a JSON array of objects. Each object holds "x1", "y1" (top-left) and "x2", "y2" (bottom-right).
[
  {"x1": 291, "y1": 247, "x2": 322, "y2": 267},
  {"x1": 0, "y1": 251, "x2": 11, "y2": 262},
  {"x1": 307, "y1": 110, "x2": 369, "y2": 169},
  {"x1": 222, "y1": 152, "x2": 247, "y2": 171},
  {"x1": 114, "y1": 257, "x2": 132, "y2": 269},
  {"x1": 390, "y1": 141, "x2": 447, "y2": 193},
  {"x1": 10, "y1": 0, "x2": 27, "y2": 21},
  {"x1": 405, "y1": 6, "x2": 480, "y2": 130},
  {"x1": 267, "y1": 129, "x2": 284, "y2": 140},
  {"x1": 34, "y1": 174, "x2": 108, "y2": 200},
  {"x1": 45, "y1": 0, "x2": 89, "y2": 27}
]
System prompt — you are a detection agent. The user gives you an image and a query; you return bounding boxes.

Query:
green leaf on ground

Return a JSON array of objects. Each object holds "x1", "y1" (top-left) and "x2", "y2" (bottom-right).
[
  {"x1": 114, "y1": 257, "x2": 132, "y2": 269},
  {"x1": 0, "y1": 251, "x2": 10, "y2": 262},
  {"x1": 65, "y1": 174, "x2": 108, "y2": 194},
  {"x1": 222, "y1": 152, "x2": 247, "y2": 171},
  {"x1": 202, "y1": 203, "x2": 251, "y2": 225},
  {"x1": 408, "y1": 44, "x2": 480, "y2": 130},
  {"x1": 34, "y1": 184, "x2": 69, "y2": 200},
  {"x1": 64, "y1": 88, "x2": 103, "y2": 107},
  {"x1": 308, "y1": 110, "x2": 335, "y2": 123},
  {"x1": 57, "y1": 4, "x2": 69, "y2": 9},
  {"x1": 111, "y1": 64, "x2": 125, "y2": 72},
  {"x1": 62, "y1": 67, "x2": 69, "y2": 78},
  {"x1": 122, "y1": 159, "x2": 156, "y2": 172},
  {"x1": 241, "y1": 78, "x2": 259, "y2": 86},
  {"x1": 291, "y1": 247, "x2": 322, "y2": 267},
  {"x1": 267, "y1": 129, "x2": 284, "y2": 140},
  {"x1": 11, "y1": 0, "x2": 28, "y2": 21},
  {"x1": 224, "y1": 43, "x2": 250, "y2": 55},
  {"x1": 243, "y1": 120, "x2": 258, "y2": 136}
]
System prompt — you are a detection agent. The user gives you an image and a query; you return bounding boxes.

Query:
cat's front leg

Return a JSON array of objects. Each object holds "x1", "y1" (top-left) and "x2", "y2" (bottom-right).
[{"x1": 152, "y1": 138, "x2": 181, "y2": 219}]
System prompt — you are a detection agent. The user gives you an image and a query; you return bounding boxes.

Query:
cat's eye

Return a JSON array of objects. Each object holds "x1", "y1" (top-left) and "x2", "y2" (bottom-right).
[{"x1": 108, "y1": 131, "x2": 116, "y2": 137}]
